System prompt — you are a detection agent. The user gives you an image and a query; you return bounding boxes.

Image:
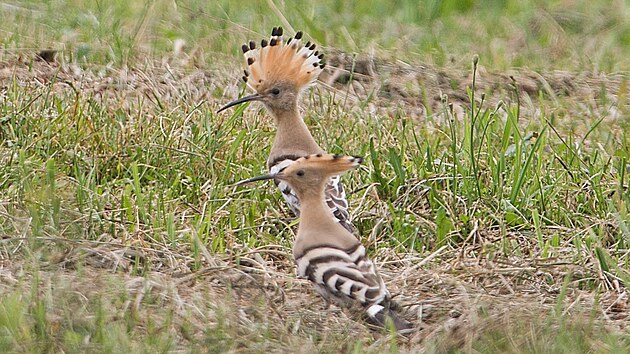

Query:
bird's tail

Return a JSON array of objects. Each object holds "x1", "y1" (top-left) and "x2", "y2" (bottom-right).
[{"x1": 366, "y1": 302, "x2": 412, "y2": 332}]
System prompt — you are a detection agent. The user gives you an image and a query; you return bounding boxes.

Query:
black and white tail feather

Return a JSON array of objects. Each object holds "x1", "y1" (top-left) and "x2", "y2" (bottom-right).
[
  {"x1": 269, "y1": 156, "x2": 354, "y2": 233},
  {"x1": 295, "y1": 242, "x2": 411, "y2": 331}
]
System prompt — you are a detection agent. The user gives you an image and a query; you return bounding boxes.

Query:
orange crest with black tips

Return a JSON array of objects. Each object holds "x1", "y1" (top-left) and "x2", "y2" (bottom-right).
[{"x1": 241, "y1": 27, "x2": 325, "y2": 93}]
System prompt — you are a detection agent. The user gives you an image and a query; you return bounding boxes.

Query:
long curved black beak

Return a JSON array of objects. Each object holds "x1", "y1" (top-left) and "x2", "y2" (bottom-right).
[
  {"x1": 217, "y1": 93, "x2": 263, "y2": 113},
  {"x1": 235, "y1": 173, "x2": 277, "y2": 186}
]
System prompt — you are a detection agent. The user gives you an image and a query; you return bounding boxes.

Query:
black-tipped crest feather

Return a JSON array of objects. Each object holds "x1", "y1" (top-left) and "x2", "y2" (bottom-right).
[{"x1": 229, "y1": 27, "x2": 326, "y2": 94}]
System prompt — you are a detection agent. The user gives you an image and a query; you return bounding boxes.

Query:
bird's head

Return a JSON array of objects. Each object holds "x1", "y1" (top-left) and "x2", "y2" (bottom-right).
[
  {"x1": 237, "y1": 154, "x2": 362, "y2": 198},
  {"x1": 218, "y1": 27, "x2": 325, "y2": 116}
]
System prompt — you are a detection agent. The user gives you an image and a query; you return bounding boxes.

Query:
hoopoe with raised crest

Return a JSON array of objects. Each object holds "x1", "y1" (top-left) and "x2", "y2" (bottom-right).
[
  {"x1": 218, "y1": 27, "x2": 355, "y2": 233},
  {"x1": 237, "y1": 154, "x2": 412, "y2": 331}
]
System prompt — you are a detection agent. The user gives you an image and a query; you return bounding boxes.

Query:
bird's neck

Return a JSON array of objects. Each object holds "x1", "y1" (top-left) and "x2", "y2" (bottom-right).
[
  {"x1": 270, "y1": 107, "x2": 322, "y2": 160},
  {"x1": 298, "y1": 186, "x2": 347, "y2": 234},
  {"x1": 296, "y1": 188, "x2": 355, "y2": 244}
]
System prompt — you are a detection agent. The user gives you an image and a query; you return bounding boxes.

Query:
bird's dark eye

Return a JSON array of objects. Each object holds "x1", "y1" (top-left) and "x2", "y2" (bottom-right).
[
  {"x1": 271, "y1": 88, "x2": 280, "y2": 95},
  {"x1": 296, "y1": 170, "x2": 305, "y2": 177}
]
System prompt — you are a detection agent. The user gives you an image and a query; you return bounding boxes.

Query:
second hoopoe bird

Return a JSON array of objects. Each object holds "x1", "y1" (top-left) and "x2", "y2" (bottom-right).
[
  {"x1": 237, "y1": 154, "x2": 412, "y2": 331},
  {"x1": 218, "y1": 27, "x2": 355, "y2": 233}
]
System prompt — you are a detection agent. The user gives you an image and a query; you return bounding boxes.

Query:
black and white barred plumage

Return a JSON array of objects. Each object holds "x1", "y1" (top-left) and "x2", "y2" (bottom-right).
[{"x1": 295, "y1": 242, "x2": 409, "y2": 330}]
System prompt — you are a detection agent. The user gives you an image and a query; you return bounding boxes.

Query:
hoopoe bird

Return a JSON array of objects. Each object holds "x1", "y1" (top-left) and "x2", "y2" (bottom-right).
[
  {"x1": 237, "y1": 154, "x2": 412, "y2": 331},
  {"x1": 218, "y1": 27, "x2": 355, "y2": 233}
]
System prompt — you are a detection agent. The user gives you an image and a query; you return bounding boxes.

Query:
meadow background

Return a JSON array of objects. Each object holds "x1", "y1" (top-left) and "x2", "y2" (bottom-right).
[{"x1": 0, "y1": 0, "x2": 629, "y2": 352}]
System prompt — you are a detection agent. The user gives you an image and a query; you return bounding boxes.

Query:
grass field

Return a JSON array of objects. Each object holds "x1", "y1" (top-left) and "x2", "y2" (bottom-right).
[{"x1": 1, "y1": 0, "x2": 629, "y2": 352}]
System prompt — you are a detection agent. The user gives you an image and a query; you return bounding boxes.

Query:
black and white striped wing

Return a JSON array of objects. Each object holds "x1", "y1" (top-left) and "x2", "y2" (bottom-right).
[
  {"x1": 324, "y1": 175, "x2": 354, "y2": 233},
  {"x1": 295, "y1": 244, "x2": 389, "y2": 319},
  {"x1": 295, "y1": 243, "x2": 412, "y2": 330},
  {"x1": 270, "y1": 158, "x2": 354, "y2": 233},
  {"x1": 269, "y1": 158, "x2": 301, "y2": 216}
]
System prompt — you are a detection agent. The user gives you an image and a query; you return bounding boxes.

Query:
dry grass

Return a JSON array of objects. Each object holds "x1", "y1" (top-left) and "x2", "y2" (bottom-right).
[{"x1": 1, "y1": 233, "x2": 628, "y2": 352}]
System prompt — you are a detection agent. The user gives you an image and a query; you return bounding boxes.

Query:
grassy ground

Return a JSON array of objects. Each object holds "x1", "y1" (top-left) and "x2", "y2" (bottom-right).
[{"x1": 1, "y1": 0, "x2": 630, "y2": 352}]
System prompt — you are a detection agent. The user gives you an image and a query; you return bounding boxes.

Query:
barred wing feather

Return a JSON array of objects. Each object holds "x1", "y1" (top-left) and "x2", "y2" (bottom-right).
[{"x1": 294, "y1": 243, "x2": 411, "y2": 330}]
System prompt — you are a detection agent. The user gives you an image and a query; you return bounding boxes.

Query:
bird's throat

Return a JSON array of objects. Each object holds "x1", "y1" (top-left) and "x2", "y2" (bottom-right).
[{"x1": 271, "y1": 108, "x2": 322, "y2": 158}]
